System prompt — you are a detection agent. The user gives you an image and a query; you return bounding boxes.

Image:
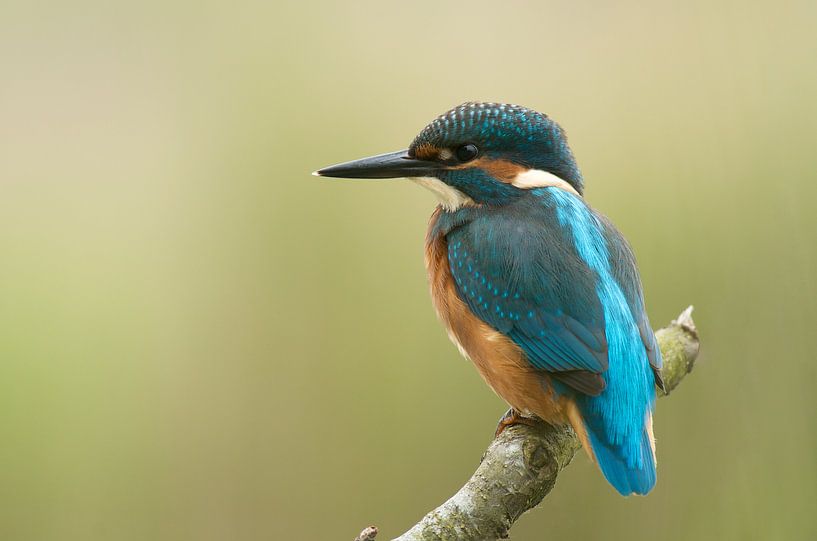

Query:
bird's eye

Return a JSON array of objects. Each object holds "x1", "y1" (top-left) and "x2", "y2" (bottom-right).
[{"x1": 455, "y1": 143, "x2": 479, "y2": 162}]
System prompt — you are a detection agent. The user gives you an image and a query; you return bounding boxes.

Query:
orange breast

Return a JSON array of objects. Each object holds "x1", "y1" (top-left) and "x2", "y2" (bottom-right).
[{"x1": 424, "y1": 209, "x2": 573, "y2": 426}]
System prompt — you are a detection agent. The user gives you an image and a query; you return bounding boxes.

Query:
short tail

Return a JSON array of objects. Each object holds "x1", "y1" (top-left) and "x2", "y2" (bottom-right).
[{"x1": 585, "y1": 413, "x2": 656, "y2": 496}]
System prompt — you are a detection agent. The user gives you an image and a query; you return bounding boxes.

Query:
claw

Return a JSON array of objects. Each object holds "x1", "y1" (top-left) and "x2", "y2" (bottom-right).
[{"x1": 494, "y1": 408, "x2": 537, "y2": 437}]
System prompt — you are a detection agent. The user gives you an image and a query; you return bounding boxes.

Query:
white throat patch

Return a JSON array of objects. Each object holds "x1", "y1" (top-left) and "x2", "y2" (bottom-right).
[
  {"x1": 410, "y1": 176, "x2": 475, "y2": 211},
  {"x1": 511, "y1": 169, "x2": 579, "y2": 196}
]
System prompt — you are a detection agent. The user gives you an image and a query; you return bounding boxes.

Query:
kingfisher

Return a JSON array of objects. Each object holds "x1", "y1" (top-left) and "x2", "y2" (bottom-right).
[{"x1": 315, "y1": 102, "x2": 664, "y2": 496}]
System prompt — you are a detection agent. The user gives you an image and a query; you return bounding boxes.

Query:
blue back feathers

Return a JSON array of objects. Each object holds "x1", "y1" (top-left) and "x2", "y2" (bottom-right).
[
  {"x1": 437, "y1": 188, "x2": 659, "y2": 495},
  {"x1": 549, "y1": 189, "x2": 658, "y2": 495}
]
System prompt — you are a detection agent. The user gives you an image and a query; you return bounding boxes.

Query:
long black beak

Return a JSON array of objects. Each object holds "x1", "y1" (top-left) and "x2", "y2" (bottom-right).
[{"x1": 313, "y1": 149, "x2": 440, "y2": 179}]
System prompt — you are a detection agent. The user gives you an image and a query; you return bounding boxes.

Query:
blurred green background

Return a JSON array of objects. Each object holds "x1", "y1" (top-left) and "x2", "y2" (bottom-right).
[{"x1": 1, "y1": 1, "x2": 816, "y2": 539}]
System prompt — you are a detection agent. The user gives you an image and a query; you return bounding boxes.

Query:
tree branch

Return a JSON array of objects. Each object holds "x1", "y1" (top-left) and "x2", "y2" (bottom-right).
[{"x1": 354, "y1": 306, "x2": 700, "y2": 541}]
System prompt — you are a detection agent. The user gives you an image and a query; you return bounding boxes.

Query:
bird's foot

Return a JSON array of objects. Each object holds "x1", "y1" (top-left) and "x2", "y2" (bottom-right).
[{"x1": 494, "y1": 408, "x2": 538, "y2": 438}]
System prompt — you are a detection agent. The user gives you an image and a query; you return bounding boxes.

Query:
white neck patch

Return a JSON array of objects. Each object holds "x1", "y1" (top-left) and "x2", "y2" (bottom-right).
[
  {"x1": 410, "y1": 176, "x2": 475, "y2": 211},
  {"x1": 511, "y1": 169, "x2": 579, "y2": 196}
]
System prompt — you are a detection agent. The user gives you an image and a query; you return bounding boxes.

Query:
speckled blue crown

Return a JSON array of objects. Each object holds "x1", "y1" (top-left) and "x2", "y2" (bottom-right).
[
  {"x1": 410, "y1": 102, "x2": 584, "y2": 193},
  {"x1": 410, "y1": 102, "x2": 553, "y2": 148}
]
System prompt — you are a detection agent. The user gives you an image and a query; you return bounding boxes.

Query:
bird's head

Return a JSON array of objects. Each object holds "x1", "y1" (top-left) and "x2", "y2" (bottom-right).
[{"x1": 315, "y1": 102, "x2": 583, "y2": 210}]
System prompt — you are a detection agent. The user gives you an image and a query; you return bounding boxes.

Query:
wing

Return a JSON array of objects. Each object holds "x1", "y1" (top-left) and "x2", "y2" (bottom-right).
[{"x1": 445, "y1": 202, "x2": 610, "y2": 395}]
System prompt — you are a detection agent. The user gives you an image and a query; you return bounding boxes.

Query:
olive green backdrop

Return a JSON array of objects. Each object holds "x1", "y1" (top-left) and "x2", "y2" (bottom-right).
[{"x1": 1, "y1": 1, "x2": 816, "y2": 539}]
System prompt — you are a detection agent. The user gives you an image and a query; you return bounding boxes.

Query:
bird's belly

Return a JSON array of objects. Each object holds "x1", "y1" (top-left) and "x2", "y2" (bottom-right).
[{"x1": 453, "y1": 327, "x2": 565, "y2": 423}]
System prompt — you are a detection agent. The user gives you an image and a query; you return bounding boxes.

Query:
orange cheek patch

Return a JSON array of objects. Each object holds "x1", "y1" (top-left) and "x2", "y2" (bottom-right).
[{"x1": 451, "y1": 158, "x2": 526, "y2": 183}]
